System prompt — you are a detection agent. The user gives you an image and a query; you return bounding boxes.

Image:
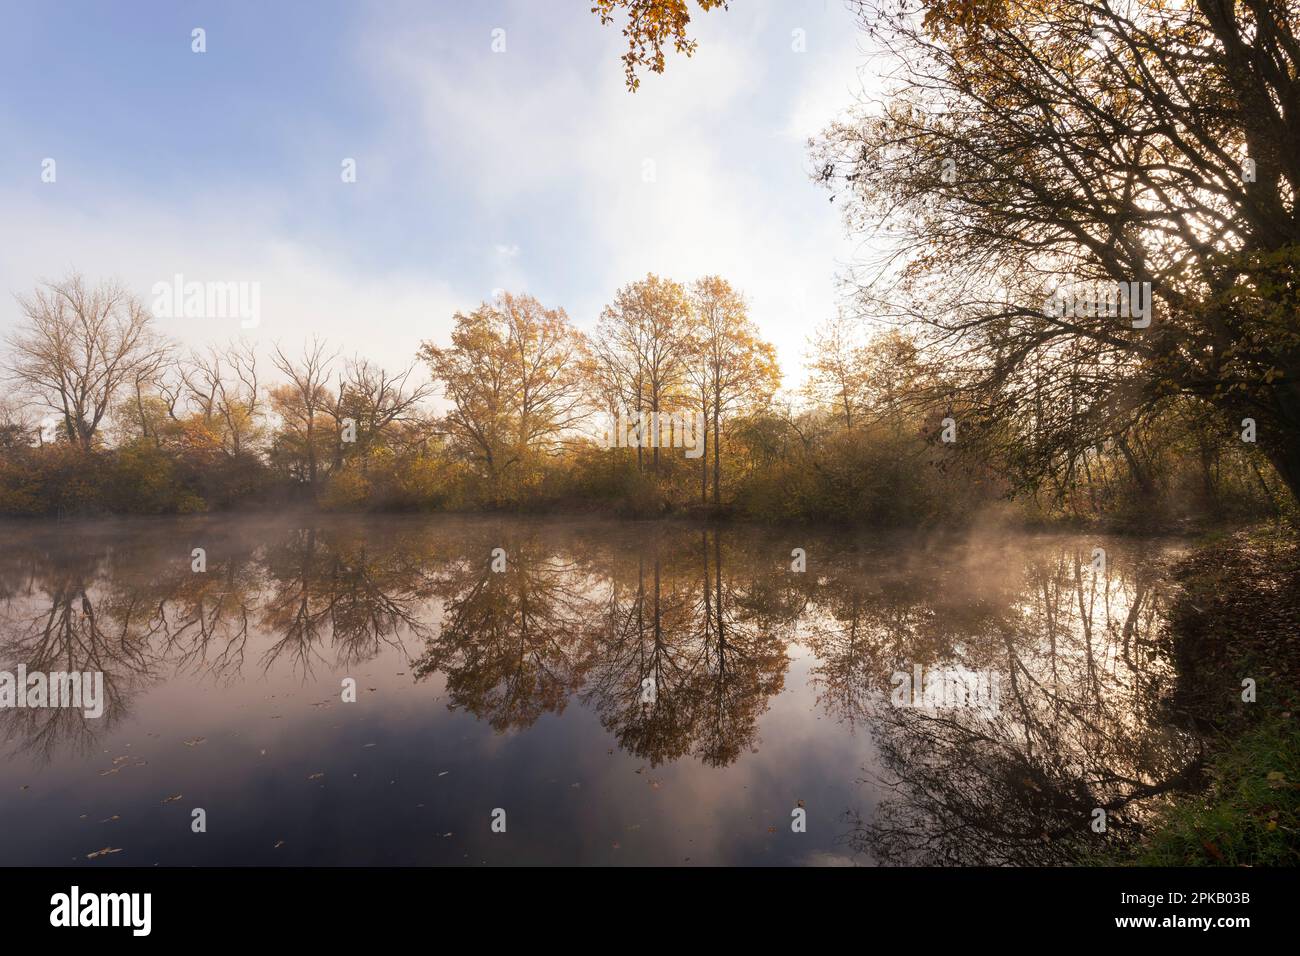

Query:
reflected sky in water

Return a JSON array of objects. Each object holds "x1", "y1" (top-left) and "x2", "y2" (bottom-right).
[{"x1": 0, "y1": 515, "x2": 1198, "y2": 865}]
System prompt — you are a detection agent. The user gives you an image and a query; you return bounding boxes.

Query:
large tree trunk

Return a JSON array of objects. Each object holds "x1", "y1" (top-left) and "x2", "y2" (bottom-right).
[
  {"x1": 1262, "y1": 438, "x2": 1300, "y2": 506},
  {"x1": 1260, "y1": 374, "x2": 1300, "y2": 504}
]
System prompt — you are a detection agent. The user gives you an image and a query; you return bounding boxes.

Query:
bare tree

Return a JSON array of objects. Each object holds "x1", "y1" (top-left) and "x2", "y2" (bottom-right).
[
  {"x1": 4, "y1": 273, "x2": 168, "y2": 450},
  {"x1": 270, "y1": 338, "x2": 339, "y2": 484},
  {"x1": 0, "y1": 395, "x2": 36, "y2": 450},
  {"x1": 182, "y1": 341, "x2": 263, "y2": 456},
  {"x1": 336, "y1": 358, "x2": 434, "y2": 462}
]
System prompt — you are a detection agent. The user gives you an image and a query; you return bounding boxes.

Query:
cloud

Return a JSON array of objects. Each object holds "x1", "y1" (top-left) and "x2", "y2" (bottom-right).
[
  {"x1": 365, "y1": 0, "x2": 865, "y2": 387},
  {"x1": 0, "y1": 1, "x2": 872, "y2": 392},
  {"x1": 0, "y1": 189, "x2": 467, "y2": 377}
]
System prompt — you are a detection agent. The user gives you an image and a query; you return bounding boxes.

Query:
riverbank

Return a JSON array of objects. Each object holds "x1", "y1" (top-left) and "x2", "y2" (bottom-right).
[{"x1": 1107, "y1": 525, "x2": 1300, "y2": 865}]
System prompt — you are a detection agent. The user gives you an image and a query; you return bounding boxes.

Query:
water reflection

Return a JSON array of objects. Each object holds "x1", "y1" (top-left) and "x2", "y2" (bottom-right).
[
  {"x1": 819, "y1": 542, "x2": 1201, "y2": 864},
  {"x1": 0, "y1": 516, "x2": 1200, "y2": 864}
]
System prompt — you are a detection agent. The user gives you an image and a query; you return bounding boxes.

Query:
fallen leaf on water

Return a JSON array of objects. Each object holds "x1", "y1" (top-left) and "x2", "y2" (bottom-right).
[
  {"x1": 99, "y1": 815, "x2": 120, "y2": 823},
  {"x1": 86, "y1": 846, "x2": 122, "y2": 860},
  {"x1": 98, "y1": 768, "x2": 120, "y2": 777},
  {"x1": 307, "y1": 772, "x2": 325, "y2": 781},
  {"x1": 182, "y1": 737, "x2": 206, "y2": 747},
  {"x1": 161, "y1": 794, "x2": 183, "y2": 804}
]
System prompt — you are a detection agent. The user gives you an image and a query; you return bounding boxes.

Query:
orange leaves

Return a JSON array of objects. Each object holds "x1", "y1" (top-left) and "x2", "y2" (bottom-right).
[{"x1": 590, "y1": 0, "x2": 730, "y2": 90}]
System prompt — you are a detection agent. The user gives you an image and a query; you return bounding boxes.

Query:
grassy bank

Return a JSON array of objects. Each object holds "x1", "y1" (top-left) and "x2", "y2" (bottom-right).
[
  {"x1": 1107, "y1": 525, "x2": 1300, "y2": 866},
  {"x1": 1121, "y1": 715, "x2": 1299, "y2": 865}
]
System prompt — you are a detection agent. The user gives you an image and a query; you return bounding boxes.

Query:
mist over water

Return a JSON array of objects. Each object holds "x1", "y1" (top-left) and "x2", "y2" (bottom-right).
[{"x1": 0, "y1": 515, "x2": 1197, "y2": 865}]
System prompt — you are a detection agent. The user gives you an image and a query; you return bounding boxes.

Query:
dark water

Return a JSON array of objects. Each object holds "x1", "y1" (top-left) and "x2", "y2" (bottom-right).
[{"x1": 0, "y1": 515, "x2": 1199, "y2": 866}]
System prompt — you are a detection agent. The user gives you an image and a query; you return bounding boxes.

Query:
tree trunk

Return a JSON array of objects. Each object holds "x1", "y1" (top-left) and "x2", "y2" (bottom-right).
[
  {"x1": 700, "y1": 390, "x2": 709, "y2": 505},
  {"x1": 712, "y1": 404, "x2": 721, "y2": 509},
  {"x1": 1116, "y1": 436, "x2": 1155, "y2": 497},
  {"x1": 651, "y1": 401, "x2": 660, "y2": 473},
  {"x1": 1262, "y1": 439, "x2": 1300, "y2": 507}
]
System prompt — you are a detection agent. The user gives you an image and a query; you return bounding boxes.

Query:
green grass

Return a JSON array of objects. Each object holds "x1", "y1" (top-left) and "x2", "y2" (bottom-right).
[{"x1": 1114, "y1": 714, "x2": 1300, "y2": 866}]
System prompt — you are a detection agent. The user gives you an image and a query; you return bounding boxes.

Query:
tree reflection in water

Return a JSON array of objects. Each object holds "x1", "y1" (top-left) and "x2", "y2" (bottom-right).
[
  {"x1": 809, "y1": 538, "x2": 1202, "y2": 864},
  {"x1": 0, "y1": 518, "x2": 1202, "y2": 862}
]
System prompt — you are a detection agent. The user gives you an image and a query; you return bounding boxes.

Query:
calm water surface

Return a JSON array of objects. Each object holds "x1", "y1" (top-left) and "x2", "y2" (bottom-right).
[{"x1": 0, "y1": 515, "x2": 1198, "y2": 865}]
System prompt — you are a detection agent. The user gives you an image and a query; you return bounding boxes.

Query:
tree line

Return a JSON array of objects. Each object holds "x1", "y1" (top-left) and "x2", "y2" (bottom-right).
[
  {"x1": 0, "y1": 271, "x2": 775, "y2": 517},
  {"x1": 0, "y1": 268, "x2": 1285, "y2": 526}
]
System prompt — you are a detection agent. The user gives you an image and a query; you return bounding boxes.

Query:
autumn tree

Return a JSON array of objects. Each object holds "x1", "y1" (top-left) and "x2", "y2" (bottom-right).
[
  {"x1": 814, "y1": 0, "x2": 1300, "y2": 500},
  {"x1": 807, "y1": 321, "x2": 932, "y2": 428},
  {"x1": 805, "y1": 313, "x2": 871, "y2": 430},
  {"x1": 3, "y1": 273, "x2": 168, "y2": 451},
  {"x1": 687, "y1": 276, "x2": 779, "y2": 506},
  {"x1": 594, "y1": 274, "x2": 694, "y2": 473},
  {"x1": 419, "y1": 293, "x2": 587, "y2": 501}
]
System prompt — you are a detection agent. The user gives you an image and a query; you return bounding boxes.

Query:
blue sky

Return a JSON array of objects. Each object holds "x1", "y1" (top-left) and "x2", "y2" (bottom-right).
[{"x1": 0, "y1": 0, "x2": 870, "y2": 384}]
